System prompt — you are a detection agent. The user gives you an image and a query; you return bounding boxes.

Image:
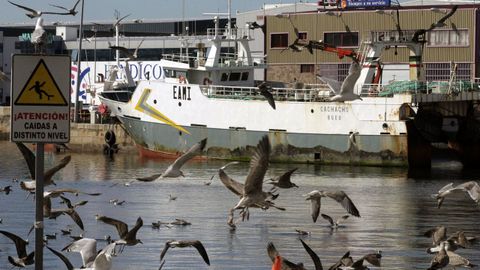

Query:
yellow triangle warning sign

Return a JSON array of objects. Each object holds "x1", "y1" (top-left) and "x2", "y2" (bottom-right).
[{"x1": 14, "y1": 59, "x2": 68, "y2": 106}]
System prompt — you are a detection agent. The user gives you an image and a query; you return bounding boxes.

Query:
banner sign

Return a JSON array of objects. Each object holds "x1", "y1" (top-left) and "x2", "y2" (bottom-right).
[{"x1": 342, "y1": 0, "x2": 390, "y2": 8}]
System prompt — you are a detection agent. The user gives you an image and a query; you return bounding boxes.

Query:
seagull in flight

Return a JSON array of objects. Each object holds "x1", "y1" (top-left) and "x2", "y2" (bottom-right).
[
  {"x1": 15, "y1": 142, "x2": 72, "y2": 191},
  {"x1": 321, "y1": 213, "x2": 350, "y2": 229},
  {"x1": 136, "y1": 138, "x2": 207, "y2": 180},
  {"x1": 109, "y1": 38, "x2": 145, "y2": 61},
  {"x1": 8, "y1": 1, "x2": 68, "y2": 18},
  {"x1": 304, "y1": 190, "x2": 361, "y2": 222},
  {"x1": 160, "y1": 240, "x2": 210, "y2": 266},
  {"x1": 257, "y1": 82, "x2": 276, "y2": 110},
  {"x1": 49, "y1": 0, "x2": 81, "y2": 16},
  {"x1": 432, "y1": 181, "x2": 480, "y2": 208},
  {"x1": 55, "y1": 238, "x2": 117, "y2": 269},
  {"x1": 227, "y1": 136, "x2": 279, "y2": 227},
  {"x1": 329, "y1": 61, "x2": 362, "y2": 102},
  {"x1": 267, "y1": 168, "x2": 299, "y2": 189},
  {"x1": 96, "y1": 215, "x2": 143, "y2": 251},
  {"x1": 267, "y1": 239, "x2": 323, "y2": 270},
  {"x1": 0, "y1": 230, "x2": 34, "y2": 268}
]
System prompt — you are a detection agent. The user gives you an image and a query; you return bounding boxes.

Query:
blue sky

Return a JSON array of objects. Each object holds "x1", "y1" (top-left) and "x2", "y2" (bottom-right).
[{"x1": 1, "y1": 0, "x2": 318, "y2": 24}]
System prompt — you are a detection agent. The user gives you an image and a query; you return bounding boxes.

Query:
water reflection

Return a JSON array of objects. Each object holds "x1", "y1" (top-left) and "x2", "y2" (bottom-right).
[{"x1": 0, "y1": 141, "x2": 478, "y2": 269}]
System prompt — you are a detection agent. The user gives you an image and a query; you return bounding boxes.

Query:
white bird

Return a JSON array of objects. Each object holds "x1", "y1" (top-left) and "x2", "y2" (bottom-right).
[
  {"x1": 58, "y1": 238, "x2": 117, "y2": 269},
  {"x1": 330, "y1": 61, "x2": 362, "y2": 102},
  {"x1": 432, "y1": 181, "x2": 480, "y2": 208},
  {"x1": 304, "y1": 190, "x2": 360, "y2": 222},
  {"x1": 31, "y1": 17, "x2": 47, "y2": 53},
  {"x1": 136, "y1": 138, "x2": 207, "y2": 180}
]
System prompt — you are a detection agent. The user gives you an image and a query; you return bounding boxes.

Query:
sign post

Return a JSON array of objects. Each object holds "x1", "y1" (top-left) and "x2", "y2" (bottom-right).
[{"x1": 10, "y1": 55, "x2": 70, "y2": 270}]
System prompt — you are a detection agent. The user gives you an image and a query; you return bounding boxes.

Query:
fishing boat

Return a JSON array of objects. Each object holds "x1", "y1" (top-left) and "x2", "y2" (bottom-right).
[{"x1": 98, "y1": 14, "x2": 480, "y2": 168}]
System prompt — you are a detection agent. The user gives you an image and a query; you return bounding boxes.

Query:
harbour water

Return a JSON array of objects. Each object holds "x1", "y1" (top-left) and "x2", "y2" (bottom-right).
[{"x1": 0, "y1": 140, "x2": 479, "y2": 269}]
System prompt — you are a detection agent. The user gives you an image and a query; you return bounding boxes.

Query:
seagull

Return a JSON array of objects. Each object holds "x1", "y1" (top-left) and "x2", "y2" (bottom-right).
[
  {"x1": 170, "y1": 218, "x2": 191, "y2": 226},
  {"x1": 44, "y1": 196, "x2": 85, "y2": 230},
  {"x1": 49, "y1": 0, "x2": 81, "y2": 16},
  {"x1": 424, "y1": 226, "x2": 447, "y2": 246},
  {"x1": 60, "y1": 195, "x2": 88, "y2": 208},
  {"x1": 295, "y1": 229, "x2": 311, "y2": 236},
  {"x1": 160, "y1": 240, "x2": 210, "y2": 266},
  {"x1": 329, "y1": 251, "x2": 381, "y2": 270},
  {"x1": 60, "y1": 238, "x2": 117, "y2": 269},
  {"x1": 0, "y1": 70, "x2": 9, "y2": 81},
  {"x1": 0, "y1": 185, "x2": 12, "y2": 195},
  {"x1": 136, "y1": 138, "x2": 207, "y2": 180},
  {"x1": 168, "y1": 194, "x2": 177, "y2": 201},
  {"x1": 113, "y1": 13, "x2": 131, "y2": 29},
  {"x1": 267, "y1": 168, "x2": 298, "y2": 189},
  {"x1": 427, "y1": 241, "x2": 449, "y2": 270},
  {"x1": 321, "y1": 213, "x2": 350, "y2": 229},
  {"x1": 446, "y1": 250, "x2": 476, "y2": 269},
  {"x1": 432, "y1": 181, "x2": 480, "y2": 208},
  {"x1": 219, "y1": 160, "x2": 284, "y2": 218},
  {"x1": 15, "y1": 142, "x2": 72, "y2": 191},
  {"x1": 32, "y1": 17, "x2": 48, "y2": 53},
  {"x1": 267, "y1": 240, "x2": 323, "y2": 270},
  {"x1": 8, "y1": 1, "x2": 67, "y2": 18},
  {"x1": 109, "y1": 38, "x2": 145, "y2": 61},
  {"x1": 304, "y1": 190, "x2": 360, "y2": 222},
  {"x1": 96, "y1": 216, "x2": 143, "y2": 250},
  {"x1": 257, "y1": 82, "x2": 276, "y2": 110},
  {"x1": 329, "y1": 61, "x2": 362, "y2": 102},
  {"x1": 0, "y1": 230, "x2": 34, "y2": 268}
]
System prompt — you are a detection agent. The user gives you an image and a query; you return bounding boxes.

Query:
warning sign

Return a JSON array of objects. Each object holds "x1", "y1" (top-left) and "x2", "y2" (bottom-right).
[
  {"x1": 14, "y1": 59, "x2": 68, "y2": 106},
  {"x1": 11, "y1": 55, "x2": 71, "y2": 143}
]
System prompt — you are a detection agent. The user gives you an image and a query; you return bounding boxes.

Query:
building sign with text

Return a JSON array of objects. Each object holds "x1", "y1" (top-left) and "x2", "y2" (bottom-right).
[
  {"x1": 11, "y1": 55, "x2": 71, "y2": 143},
  {"x1": 342, "y1": 0, "x2": 390, "y2": 8}
]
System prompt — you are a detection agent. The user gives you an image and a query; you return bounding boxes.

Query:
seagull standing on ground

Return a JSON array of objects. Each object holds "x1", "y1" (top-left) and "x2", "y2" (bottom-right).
[
  {"x1": 160, "y1": 240, "x2": 210, "y2": 266},
  {"x1": 136, "y1": 138, "x2": 207, "y2": 180},
  {"x1": 304, "y1": 190, "x2": 361, "y2": 222}
]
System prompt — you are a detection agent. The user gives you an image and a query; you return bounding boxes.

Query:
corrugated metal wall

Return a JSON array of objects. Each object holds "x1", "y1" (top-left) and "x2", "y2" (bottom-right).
[{"x1": 266, "y1": 7, "x2": 475, "y2": 64}]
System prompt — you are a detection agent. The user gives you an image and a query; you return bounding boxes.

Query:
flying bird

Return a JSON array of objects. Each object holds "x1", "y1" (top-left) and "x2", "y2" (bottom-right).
[
  {"x1": 432, "y1": 181, "x2": 480, "y2": 208},
  {"x1": 8, "y1": 1, "x2": 68, "y2": 18},
  {"x1": 267, "y1": 240, "x2": 323, "y2": 270},
  {"x1": 60, "y1": 238, "x2": 117, "y2": 269},
  {"x1": 43, "y1": 196, "x2": 85, "y2": 230},
  {"x1": 109, "y1": 38, "x2": 145, "y2": 61},
  {"x1": 96, "y1": 216, "x2": 143, "y2": 250},
  {"x1": 329, "y1": 61, "x2": 362, "y2": 102},
  {"x1": 15, "y1": 142, "x2": 72, "y2": 191},
  {"x1": 304, "y1": 190, "x2": 360, "y2": 222},
  {"x1": 321, "y1": 213, "x2": 350, "y2": 229},
  {"x1": 329, "y1": 251, "x2": 381, "y2": 270},
  {"x1": 136, "y1": 138, "x2": 207, "y2": 180},
  {"x1": 0, "y1": 185, "x2": 12, "y2": 195},
  {"x1": 160, "y1": 240, "x2": 210, "y2": 266},
  {"x1": 49, "y1": 0, "x2": 81, "y2": 16},
  {"x1": 0, "y1": 230, "x2": 34, "y2": 268},
  {"x1": 226, "y1": 136, "x2": 285, "y2": 227},
  {"x1": 424, "y1": 226, "x2": 447, "y2": 246},
  {"x1": 268, "y1": 168, "x2": 298, "y2": 189},
  {"x1": 257, "y1": 82, "x2": 276, "y2": 110}
]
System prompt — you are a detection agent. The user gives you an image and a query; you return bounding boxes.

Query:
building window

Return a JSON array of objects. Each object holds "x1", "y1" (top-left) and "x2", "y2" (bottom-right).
[
  {"x1": 298, "y1": 32, "x2": 308, "y2": 40},
  {"x1": 425, "y1": 62, "x2": 471, "y2": 81},
  {"x1": 324, "y1": 32, "x2": 358, "y2": 47},
  {"x1": 221, "y1": 73, "x2": 228, "y2": 81},
  {"x1": 300, "y1": 64, "x2": 315, "y2": 73},
  {"x1": 427, "y1": 29, "x2": 469, "y2": 47},
  {"x1": 241, "y1": 72, "x2": 249, "y2": 81},
  {"x1": 229, "y1": 72, "x2": 241, "y2": 81},
  {"x1": 318, "y1": 63, "x2": 351, "y2": 81},
  {"x1": 270, "y1": 33, "x2": 288, "y2": 48}
]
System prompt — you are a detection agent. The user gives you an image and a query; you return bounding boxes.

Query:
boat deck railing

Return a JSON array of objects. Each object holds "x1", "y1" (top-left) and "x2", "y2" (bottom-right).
[
  {"x1": 162, "y1": 53, "x2": 266, "y2": 68},
  {"x1": 200, "y1": 84, "x2": 334, "y2": 102},
  {"x1": 200, "y1": 80, "x2": 480, "y2": 102}
]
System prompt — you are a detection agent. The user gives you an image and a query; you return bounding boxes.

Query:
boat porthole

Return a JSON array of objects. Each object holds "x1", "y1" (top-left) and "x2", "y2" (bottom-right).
[
  {"x1": 153, "y1": 100, "x2": 157, "y2": 104},
  {"x1": 311, "y1": 109, "x2": 314, "y2": 113},
  {"x1": 178, "y1": 102, "x2": 182, "y2": 107}
]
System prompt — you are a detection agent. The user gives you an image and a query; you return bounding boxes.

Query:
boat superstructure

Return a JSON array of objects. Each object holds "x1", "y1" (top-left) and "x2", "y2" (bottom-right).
[{"x1": 99, "y1": 14, "x2": 480, "y2": 167}]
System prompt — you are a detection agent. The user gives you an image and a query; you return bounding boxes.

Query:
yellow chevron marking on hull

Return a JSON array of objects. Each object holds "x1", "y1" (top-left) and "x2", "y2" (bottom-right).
[{"x1": 134, "y1": 88, "x2": 190, "y2": 134}]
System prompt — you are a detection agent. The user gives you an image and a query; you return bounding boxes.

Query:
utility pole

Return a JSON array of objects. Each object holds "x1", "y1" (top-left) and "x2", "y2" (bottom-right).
[{"x1": 74, "y1": 0, "x2": 85, "y2": 123}]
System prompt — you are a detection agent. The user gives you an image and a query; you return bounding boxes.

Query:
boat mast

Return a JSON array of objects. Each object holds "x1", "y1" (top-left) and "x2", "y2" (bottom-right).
[{"x1": 115, "y1": 10, "x2": 120, "y2": 67}]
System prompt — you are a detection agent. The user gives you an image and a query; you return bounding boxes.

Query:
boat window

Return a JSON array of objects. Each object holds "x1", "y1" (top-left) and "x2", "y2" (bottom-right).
[
  {"x1": 221, "y1": 73, "x2": 229, "y2": 81},
  {"x1": 229, "y1": 72, "x2": 241, "y2": 81},
  {"x1": 241, "y1": 72, "x2": 249, "y2": 81}
]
